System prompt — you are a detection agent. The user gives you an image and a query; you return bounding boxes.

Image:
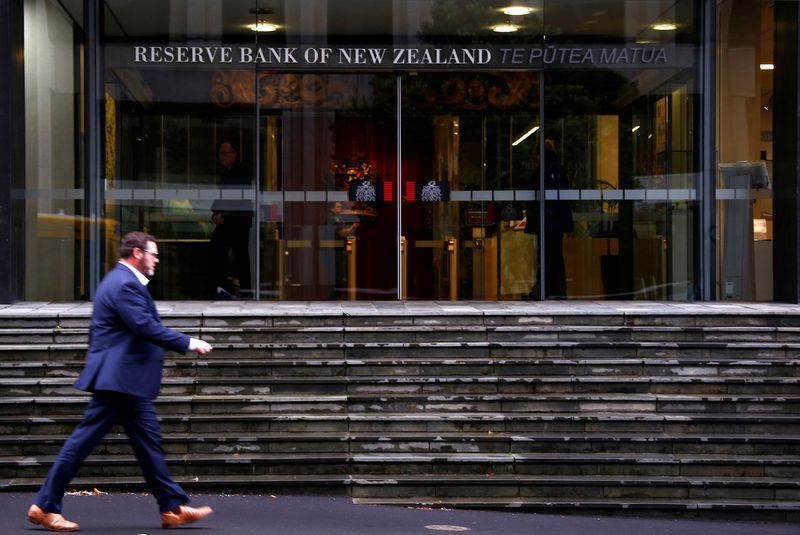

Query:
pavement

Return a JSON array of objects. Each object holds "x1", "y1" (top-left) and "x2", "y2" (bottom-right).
[{"x1": 1, "y1": 492, "x2": 798, "y2": 535}]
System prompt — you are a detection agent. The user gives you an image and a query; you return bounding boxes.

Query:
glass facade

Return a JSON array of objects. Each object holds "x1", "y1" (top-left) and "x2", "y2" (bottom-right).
[
  {"x1": 21, "y1": 0, "x2": 85, "y2": 300},
  {"x1": 1, "y1": 0, "x2": 798, "y2": 302},
  {"x1": 716, "y1": 0, "x2": 776, "y2": 300}
]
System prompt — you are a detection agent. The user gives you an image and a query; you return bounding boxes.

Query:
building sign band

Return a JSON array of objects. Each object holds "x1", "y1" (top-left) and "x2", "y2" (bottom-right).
[{"x1": 129, "y1": 44, "x2": 688, "y2": 70}]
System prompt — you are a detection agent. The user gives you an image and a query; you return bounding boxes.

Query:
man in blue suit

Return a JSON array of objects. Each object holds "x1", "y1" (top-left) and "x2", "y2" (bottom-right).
[{"x1": 27, "y1": 231, "x2": 214, "y2": 531}]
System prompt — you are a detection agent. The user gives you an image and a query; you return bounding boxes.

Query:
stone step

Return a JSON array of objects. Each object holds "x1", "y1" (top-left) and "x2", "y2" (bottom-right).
[
  {"x1": 0, "y1": 413, "x2": 352, "y2": 435},
  {"x1": 2, "y1": 376, "x2": 799, "y2": 397},
  {"x1": 340, "y1": 393, "x2": 800, "y2": 414},
  {"x1": 3, "y1": 358, "x2": 799, "y2": 380},
  {"x1": 194, "y1": 326, "x2": 800, "y2": 344},
  {"x1": 2, "y1": 473, "x2": 799, "y2": 517},
  {"x1": 4, "y1": 473, "x2": 798, "y2": 494},
  {"x1": 0, "y1": 378, "x2": 800, "y2": 402},
  {"x1": 1, "y1": 305, "x2": 799, "y2": 326},
  {"x1": 7, "y1": 472, "x2": 798, "y2": 509},
  {"x1": 350, "y1": 496, "x2": 800, "y2": 515},
  {"x1": 3, "y1": 431, "x2": 798, "y2": 457},
  {"x1": 0, "y1": 395, "x2": 348, "y2": 416},
  {"x1": 3, "y1": 412, "x2": 799, "y2": 435},
  {"x1": 172, "y1": 358, "x2": 800, "y2": 375},
  {"x1": 0, "y1": 453, "x2": 351, "y2": 478},
  {"x1": 347, "y1": 453, "x2": 800, "y2": 479},
  {"x1": 0, "y1": 315, "x2": 781, "y2": 328},
  {"x1": 0, "y1": 474, "x2": 350, "y2": 493},
  {"x1": 6, "y1": 323, "x2": 800, "y2": 343},
  {"x1": 2, "y1": 349, "x2": 798, "y2": 367},
  {"x1": 4, "y1": 345, "x2": 800, "y2": 369},
  {"x1": 343, "y1": 412, "x2": 800, "y2": 434},
  {"x1": 0, "y1": 346, "x2": 87, "y2": 363},
  {"x1": 3, "y1": 452, "x2": 798, "y2": 480},
  {"x1": 8, "y1": 319, "x2": 800, "y2": 330},
  {"x1": 1, "y1": 393, "x2": 797, "y2": 416},
  {"x1": 348, "y1": 475, "x2": 800, "y2": 501},
  {"x1": 194, "y1": 355, "x2": 800, "y2": 367}
]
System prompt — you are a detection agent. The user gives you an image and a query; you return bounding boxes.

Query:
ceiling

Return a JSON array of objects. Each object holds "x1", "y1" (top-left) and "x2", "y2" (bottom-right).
[{"x1": 58, "y1": 0, "x2": 690, "y2": 43}]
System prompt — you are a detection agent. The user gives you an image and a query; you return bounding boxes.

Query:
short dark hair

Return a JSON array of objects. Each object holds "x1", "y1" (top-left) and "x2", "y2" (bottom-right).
[
  {"x1": 120, "y1": 231, "x2": 156, "y2": 259},
  {"x1": 219, "y1": 140, "x2": 238, "y2": 153}
]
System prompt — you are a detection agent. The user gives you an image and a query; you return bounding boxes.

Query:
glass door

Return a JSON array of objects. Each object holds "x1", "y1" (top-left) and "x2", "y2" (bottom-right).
[
  {"x1": 255, "y1": 72, "x2": 398, "y2": 300},
  {"x1": 401, "y1": 72, "x2": 541, "y2": 299},
  {"x1": 398, "y1": 66, "x2": 700, "y2": 301}
]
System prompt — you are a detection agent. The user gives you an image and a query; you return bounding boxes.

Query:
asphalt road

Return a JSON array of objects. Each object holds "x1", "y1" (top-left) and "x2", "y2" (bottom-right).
[{"x1": 2, "y1": 492, "x2": 798, "y2": 535}]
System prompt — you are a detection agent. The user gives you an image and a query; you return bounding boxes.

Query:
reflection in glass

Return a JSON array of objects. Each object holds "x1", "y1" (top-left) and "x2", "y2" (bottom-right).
[
  {"x1": 262, "y1": 73, "x2": 398, "y2": 300},
  {"x1": 544, "y1": 67, "x2": 698, "y2": 299},
  {"x1": 104, "y1": 0, "x2": 260, "y2": 300},
  {"x1": 402, "y1": 72, "x2": 540, "y2": 300},
  {"x1": 95, "y1": 0, "x2": 705, "y2": 302},
  {"x1": 209, "y1": 140, "x2": 254, "y2": 299},
  {"x1": 716, "y1": 0, "x2": 774, "y2": 301},
  {"x1": 23, "y1": 0, "x2": 85, "y2": 300},
  {"x1": 112, "y1": 106, "x2": 256, "y2": 300}
]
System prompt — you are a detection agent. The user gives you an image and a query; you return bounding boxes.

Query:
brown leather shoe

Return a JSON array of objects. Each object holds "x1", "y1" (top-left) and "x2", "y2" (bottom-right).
[
  {"x1": 160, "y1": 504, "x2": 213, "y2": 528},
  {"x1": 27, "y1": 504, "x2": 79, "y2": 532}
]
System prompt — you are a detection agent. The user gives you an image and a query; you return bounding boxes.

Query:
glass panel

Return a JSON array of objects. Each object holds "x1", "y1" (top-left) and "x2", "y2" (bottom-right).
[
  {"x1": 542, "y1": 0, "x2": 695, "y2": 44},
  {"x1": 96, "y1": 0, "x2": 706, "y2": 302},
  {"x1": 543, "y1": 71, "x2": 698, "y2": 300},
  {"x1": 401, "y1": 72, "x2": 540, "y2": 300},
  {"x1": 104, "y1": 1, "x2": 259, "y2": 299},
  {"x1": 397, "y1": 1, "x2": 545, "y2": 300},
  {"x1": 258, "y1": 73, "x2": 398, "y2": 300},
  {"x1": 716, "y1": 0, "x2": 774, "y2": 300},
  {"x1": 22, "y1": 0, "x2": 85, "y2": 300},
  {"x1": 540, "y1": 0, "x2": 699, "y2": 300}
]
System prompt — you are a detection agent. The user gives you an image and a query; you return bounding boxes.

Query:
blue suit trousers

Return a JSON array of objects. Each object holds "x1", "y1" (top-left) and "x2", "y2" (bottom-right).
[{"x1": 34, "y1": 391, "x2": 188, "y2": 514}]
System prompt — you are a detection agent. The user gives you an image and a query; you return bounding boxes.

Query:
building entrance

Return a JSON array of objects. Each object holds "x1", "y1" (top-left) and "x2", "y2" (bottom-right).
[
  {"x1": 107, "y1": 64, "x2": 702, "y2": 301},
  {"x1": 400, "y1": 72, "x2": 541, "y2": 300}
]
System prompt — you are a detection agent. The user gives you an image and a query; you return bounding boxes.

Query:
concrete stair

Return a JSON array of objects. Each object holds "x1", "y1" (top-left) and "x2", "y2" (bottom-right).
[{"x1": 0, "y1": 301, "x2": 799, "y2": 518}]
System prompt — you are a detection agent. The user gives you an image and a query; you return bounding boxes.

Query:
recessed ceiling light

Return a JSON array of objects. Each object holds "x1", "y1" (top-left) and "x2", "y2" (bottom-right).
[
  {"x1": 502, "y1": 6, "x2": 534, "y2": 16},
  {"x1": 492, "y1": 23, "x2": 520, "y2": 33},
  {"x1": 248, "y1": 20, "x2": 278, "y2": 32},
  {"x1": 651, "y1": 22, "x2": 678, "y2": 31}
]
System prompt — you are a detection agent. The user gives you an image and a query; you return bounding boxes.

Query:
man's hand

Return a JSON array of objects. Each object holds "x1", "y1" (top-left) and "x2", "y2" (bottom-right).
[
  {"x1": 212, "y1": 213, "x2": 225, "y2": 225},
  {"x1": 194, "y1": 340, "x2": 213, "y2": 354}
]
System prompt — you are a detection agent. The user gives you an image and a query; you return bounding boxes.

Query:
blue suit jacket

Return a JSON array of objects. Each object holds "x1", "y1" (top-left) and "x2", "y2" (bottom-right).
[{"x1": 74, "y1": 264, "x2": 189, "y2": 400}]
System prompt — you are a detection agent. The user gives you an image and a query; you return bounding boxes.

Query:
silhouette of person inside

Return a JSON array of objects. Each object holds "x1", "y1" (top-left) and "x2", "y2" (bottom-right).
[
  {"x1": 524, "y1": 139, "x2": 573, "y2": 299},
  {"x1": 209, "y1": 141, "x2": 253, "y2": 298},
  {"x1": 329, "y1": 201, "x2": 360, "y2": 239},
  {"x1": 324, "y1": 201, "x2": 360, "y2": 298}
]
